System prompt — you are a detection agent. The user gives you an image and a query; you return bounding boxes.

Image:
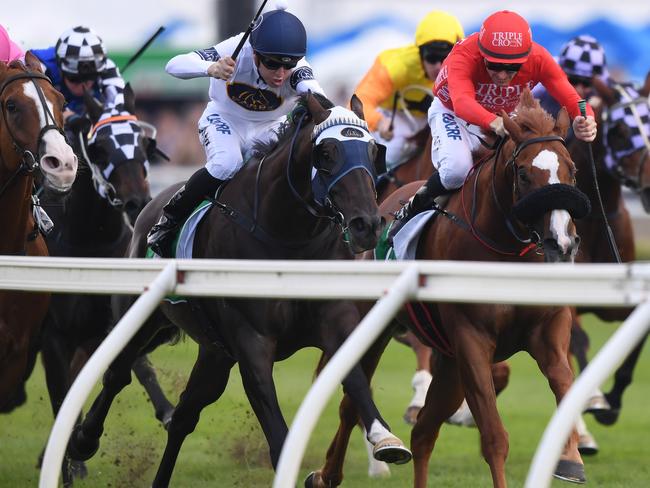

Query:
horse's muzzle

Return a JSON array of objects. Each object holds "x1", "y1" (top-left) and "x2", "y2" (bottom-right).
[
  {"x1": 347, "y1": 215, "x2": 384, "y2": 253},
  {"x1": 543, "y1": 235, "x2": 580, "y2": 263},
  {"x1": 512, "y1": 184, "x2": 591, "y2": 224}
]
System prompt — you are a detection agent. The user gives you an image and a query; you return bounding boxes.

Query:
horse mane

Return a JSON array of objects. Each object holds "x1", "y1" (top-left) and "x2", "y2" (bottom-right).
[
  {"x1": 512, "y1": 92, "x2": 556, "y2": 135},
  {"x1": 251, "y1": 92, "x2": 334, "y2": 158}
]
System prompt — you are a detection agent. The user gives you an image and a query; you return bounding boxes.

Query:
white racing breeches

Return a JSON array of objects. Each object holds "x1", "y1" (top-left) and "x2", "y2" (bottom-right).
[
  {"x1": 373, "y1": 109, "x2": 429, "y2": 171},
  {"x1": 428, "y1": 97, "x2": 485, "y2": 190},
  {"x1": 198, "y1": 102, "x2": 284, "y2": 180}
]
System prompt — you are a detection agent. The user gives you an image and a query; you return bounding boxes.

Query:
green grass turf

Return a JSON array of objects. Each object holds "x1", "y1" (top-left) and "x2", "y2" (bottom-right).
[{"x1": 1, "y1": 314, "x2": 649, "y2": 487}]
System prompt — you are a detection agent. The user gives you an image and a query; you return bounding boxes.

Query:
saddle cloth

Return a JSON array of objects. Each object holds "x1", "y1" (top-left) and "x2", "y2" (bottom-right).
[{"x1": 391, "y1": 209, "x2": 437, "y2": 260}]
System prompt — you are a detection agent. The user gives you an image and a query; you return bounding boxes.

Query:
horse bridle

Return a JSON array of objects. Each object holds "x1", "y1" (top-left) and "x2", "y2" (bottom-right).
[
  {"x1": 0, "y1": 71, "x2": 64, "y2": 199},
  {"x1": 285, "y1": 109, "x2": 376, "y2": 231},
  {"x1": 464, "y1": 134, "x2": 570, "y2": 255}
]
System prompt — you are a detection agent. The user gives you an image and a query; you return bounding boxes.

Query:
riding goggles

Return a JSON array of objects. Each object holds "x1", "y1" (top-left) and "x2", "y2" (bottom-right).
[
  {"x1": 258, "y1": 54, "x2": 300, "y2": 71},
  {"x1": 485, "y1": 61, "x2": 523, "y2": 73},
  {"x1": 419, "y1": 42, "x2": 453, "y2": 65},
  {"x1": 64, "y1": 72, "x2": 97, "y2": 84}
]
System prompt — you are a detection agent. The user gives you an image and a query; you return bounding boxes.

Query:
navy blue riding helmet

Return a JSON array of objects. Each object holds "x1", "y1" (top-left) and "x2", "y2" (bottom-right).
[{"x1": 250, "y1": 9, "x2": 307, "y2": 59}]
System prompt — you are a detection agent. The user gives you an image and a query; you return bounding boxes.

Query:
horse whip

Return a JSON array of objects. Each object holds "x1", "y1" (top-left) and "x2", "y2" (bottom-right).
[
  {"x1": 231, "y1": 0, "x2": 271, "y2": 60},
  {"x1": 388, "y1": 91, "x2": 400, "y2": 132},
  {"x1": 120, "y1": 26, "x2": 165, "y2": 73},
  {"x1": 579, "y1": 99, "x2": 622, "y2": 263}
]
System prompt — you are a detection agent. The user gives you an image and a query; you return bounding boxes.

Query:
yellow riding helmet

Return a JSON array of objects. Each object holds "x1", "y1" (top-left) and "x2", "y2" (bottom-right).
[{"x1": 415, "y1": 10, "x2": 465, "y2": 47}]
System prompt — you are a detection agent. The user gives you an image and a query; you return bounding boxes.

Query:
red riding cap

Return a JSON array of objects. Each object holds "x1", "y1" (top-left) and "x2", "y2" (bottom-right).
[{"x1": 478, "y1": 10, "x2": 532, "y2": 64}]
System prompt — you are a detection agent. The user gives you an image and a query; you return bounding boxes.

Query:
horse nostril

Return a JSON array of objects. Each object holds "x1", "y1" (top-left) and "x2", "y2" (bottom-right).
[{"x1": 41, "y1": 156, "x2": 61, "y2": 170}]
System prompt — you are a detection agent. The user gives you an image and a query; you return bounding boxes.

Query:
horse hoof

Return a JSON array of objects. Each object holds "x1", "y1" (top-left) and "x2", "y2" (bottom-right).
[
  {"x1": 373, "y1": 436, "x2": 412, "y2": 465},
  {"x1": 553, "y1": 459, "x2": 586, "y2": 484},
  {"x1": 70, "y1": 459, "x2": 88, "y2": 479},
  {"x1": 304, "y1": 470, "x2": 333, "y2": 488},
  {"x1": 583, "y1": 393, "x2": 611, "y2": 414},
  {"x1": 403, "y1": 406, "x2": 420, "y2": 425},
  {"x1": 67, "y1": 425, "x2": 100, "y2": 461},
  {"x1": 593, "y1": 407, "x2": 620, "y2": 426},
  {"x1": 578, "y1": 433, "x2": 599, "y2": 456}
]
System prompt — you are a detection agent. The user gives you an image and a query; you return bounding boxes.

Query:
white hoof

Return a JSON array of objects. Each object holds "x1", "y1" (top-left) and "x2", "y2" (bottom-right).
[{"x1": 583, "y1": 390, "x2": 611, "y2": 414}]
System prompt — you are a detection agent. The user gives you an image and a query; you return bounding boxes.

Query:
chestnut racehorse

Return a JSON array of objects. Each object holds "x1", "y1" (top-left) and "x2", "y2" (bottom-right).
[
  {"x1": 308, "y1": 89, "x2": 591, "y2": 487},
  {"x1": 0, "y1": 55, "x2": 77, "y2": 411}
]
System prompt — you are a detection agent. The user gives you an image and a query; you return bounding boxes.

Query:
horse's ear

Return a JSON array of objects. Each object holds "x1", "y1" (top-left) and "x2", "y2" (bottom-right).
[
  {"x1": 350, "y1": 94, "x2": 365, "y2": 120},
  {"x1": 519, "y1": 87, "x2": 536, "y2": 109},
  {"x1": 83, "y1": 89, "x2": 104, "y2": 123},
  {"x1": 592, "y1": 77, "x2": 617, "y2": 106},
  {"x1": 124, "y1": 83, "x2": 136, "y2": 114},
  {"x1": 638, "y1": 71, "x2": 650, "y2": 98},
  {"x1": 501, "y1": 110, "x2": 523, "y2": 142},
  {"x1": 24, "y1": 51, "x2": 43, "y2": 73},
  {"x1": 554, "y1": 107, "x2": 570, "y2": 138},
  {"x1": 306, "y1": 91, "x2": 330, "y2": 125}
]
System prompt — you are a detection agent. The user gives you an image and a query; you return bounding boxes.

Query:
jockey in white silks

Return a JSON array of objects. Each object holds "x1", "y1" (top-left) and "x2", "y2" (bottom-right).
[{"x1": 147, "y1": 5, "x2": 325, "y2": 257}]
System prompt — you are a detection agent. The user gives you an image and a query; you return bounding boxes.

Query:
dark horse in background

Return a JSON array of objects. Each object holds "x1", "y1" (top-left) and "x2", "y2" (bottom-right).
[
  {"x1": 38, "y1": 83, "x2": 170, "y2": 484},
  {"x1": 308, "y1": 90, "x2": 591, "y2": 488},
  {"x1": 0, "y1": 56, "x2": 77, "y2": 412},
  {"x1": 568, "y1": 74, "x2": 650, "y2": 427},
  {"x1": 68, "y1": 93, "x2": 413, "y2": 486}
]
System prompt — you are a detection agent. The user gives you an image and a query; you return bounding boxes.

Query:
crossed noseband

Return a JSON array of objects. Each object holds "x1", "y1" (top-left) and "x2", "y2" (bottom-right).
[
  {"x1": 0, "y1": 71, "x2": 65, "y2": 198},
  {"x1": 506, "y1": 135, "x2": 591, "y2": 223}
]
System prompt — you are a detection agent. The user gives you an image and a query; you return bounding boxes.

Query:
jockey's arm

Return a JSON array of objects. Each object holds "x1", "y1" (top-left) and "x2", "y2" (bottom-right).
[
  {"x1": 98, "y1": 58, "x2": 125, "y2": 102},
  {"x1": 354, "y1": 57, "x2": 396, "y2": 132},
  {"x1": 291, "y1": 60, "x2": 326, "y2": 98},
  {"x1": 446, "y1": 51, "x2": 496, "y2": 130},
  {"x1": 538, "y1": 49, "x2": 596, "y2": 141},
  {"x1": 166, "y1": 51, "x2": 217, "y2": 79}
]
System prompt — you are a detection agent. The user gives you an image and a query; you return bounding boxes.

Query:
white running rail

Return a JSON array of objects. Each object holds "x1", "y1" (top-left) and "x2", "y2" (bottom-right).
[
  {"x1": 525, "y1": 300, "x2": 650, "y2": 488},
  {"x1": 1, "y1": 256, "x2": 649, "y2": 487},
  {"x1": 273, "y1": 264, "x2": 420, "y2": 488}
]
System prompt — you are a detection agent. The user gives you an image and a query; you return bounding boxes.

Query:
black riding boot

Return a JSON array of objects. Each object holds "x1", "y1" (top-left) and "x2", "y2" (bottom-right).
[
  {"x1": 388, "y1": 171, "x2": 451, "y2": 244},
  {"x1": 147, "y1": 167, "x2": 223, "y2": 257}
]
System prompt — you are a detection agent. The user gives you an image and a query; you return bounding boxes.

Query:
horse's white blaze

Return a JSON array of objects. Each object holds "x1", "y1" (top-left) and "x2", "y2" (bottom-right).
[
  {"x1": 23, "y1": 82, "x2": 53, "y2": 128},
  {"x1": 532, "y1": 149, "x2": 561, "y2": 184},
  {"x1": 533, "y1": 150, "x2": 574, "y2": 254},
  {"x1": 23, "y1": 82, "x2": 78, "y2": 190},
  {"x1": 550, "y1": 209, "x2": 573, "y2": 254}
]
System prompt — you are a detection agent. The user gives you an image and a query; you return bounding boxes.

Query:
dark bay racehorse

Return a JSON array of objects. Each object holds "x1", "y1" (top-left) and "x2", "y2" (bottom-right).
[
  {"x1": 309, "y1": 90, "x2": 591, "y2": 488},
  {"x1": 38, "y1": 84, "x2": 171, "y2": 484},
  {"x1": 0, "y1": 56, "x2": 77, "y2": 412},
  {"x1": 568, "y1": 75, "x2": 650, "y2": 425},
  {"x1": 68, "y1": 93, "x2": 412, "y2": 485}
]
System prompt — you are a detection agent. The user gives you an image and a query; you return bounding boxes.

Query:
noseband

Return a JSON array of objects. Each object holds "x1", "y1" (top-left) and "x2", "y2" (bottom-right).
[{"x1": 0, "y1": 71, "x2": 65, "y2": 199}]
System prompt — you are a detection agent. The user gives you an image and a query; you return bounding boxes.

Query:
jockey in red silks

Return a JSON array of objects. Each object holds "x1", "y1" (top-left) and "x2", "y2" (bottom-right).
[
  {"x1": 389, "y1": 10, "x2": 598, "y2": 239},
  {"x1": 0, "y1": 24, "x2": 24, "y2": 63}
]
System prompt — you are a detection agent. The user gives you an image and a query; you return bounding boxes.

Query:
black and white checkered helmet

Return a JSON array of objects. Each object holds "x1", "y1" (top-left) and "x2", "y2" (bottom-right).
[
  {"x1": 558, "y1": 35, "x2": 607, "y2": 78},
  {"x1": 56, "y1": 26, "x2": 107, "y2": 77}
]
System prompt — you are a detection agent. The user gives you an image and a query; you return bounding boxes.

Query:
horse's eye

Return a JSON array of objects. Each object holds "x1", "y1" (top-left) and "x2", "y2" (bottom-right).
[
  {"x1": 5, "y1": 100, "x2": 17, "y2": 113},
  {"x1": 518, "y1": 166, "x2": 531, "y2": 185}
]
